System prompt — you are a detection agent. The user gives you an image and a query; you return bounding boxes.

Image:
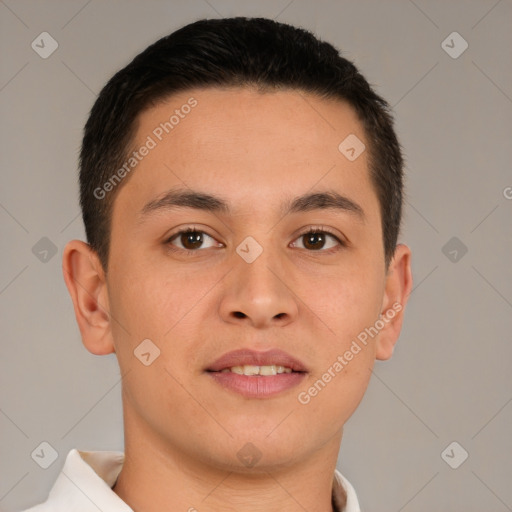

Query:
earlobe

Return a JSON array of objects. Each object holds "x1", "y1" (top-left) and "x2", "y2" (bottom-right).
[
  {"x1": 62, "y1": 240, "x2": 115, "y2": 356},
  {"x1": 375, "y1": 244, "x2": 413, "y2": 361}
]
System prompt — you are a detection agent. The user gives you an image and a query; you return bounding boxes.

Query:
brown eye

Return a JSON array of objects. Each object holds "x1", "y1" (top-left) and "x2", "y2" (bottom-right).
[
  {"x1": 179, "y1": 231, "x2": 204, "y2": 250},
  {"x1": 303, "y1": 231, "x2": 326, "y2": 250},
  {"x1": 291, "y1": 229, "x2": 342, "y2": 252},
  {"x1": 168, "y1": 229, "x2": 219, "y2": 251}
]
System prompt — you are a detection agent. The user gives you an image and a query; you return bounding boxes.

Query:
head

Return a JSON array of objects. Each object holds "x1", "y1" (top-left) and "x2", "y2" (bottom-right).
[{"x1": 64, "y1": 17, "x2": 412, "y2": 474}]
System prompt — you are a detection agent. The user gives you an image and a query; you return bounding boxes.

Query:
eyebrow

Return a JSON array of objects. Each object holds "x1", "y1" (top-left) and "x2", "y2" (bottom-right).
[{"x1": 140, "y1": 187, "x2": 365, "y2": 221}]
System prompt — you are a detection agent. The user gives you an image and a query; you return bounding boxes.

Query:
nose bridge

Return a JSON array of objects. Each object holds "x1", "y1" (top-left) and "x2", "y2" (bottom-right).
[
  {"x1": 239, "y1": 238, "x2": 279, "y2": 294},
  {"x1": 219, "y1": 234, "x2": 298, "y2": 327}
]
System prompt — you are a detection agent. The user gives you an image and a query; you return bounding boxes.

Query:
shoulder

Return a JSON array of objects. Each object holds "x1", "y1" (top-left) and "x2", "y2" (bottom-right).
[{"x1": 17, "y1": 448, "x2": 128, "y2": 512}]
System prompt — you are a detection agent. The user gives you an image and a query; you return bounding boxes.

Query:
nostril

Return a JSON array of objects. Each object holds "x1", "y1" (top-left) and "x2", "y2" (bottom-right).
[{"x1": 233, "y1": 311, "x2": 246, "y2": 319}]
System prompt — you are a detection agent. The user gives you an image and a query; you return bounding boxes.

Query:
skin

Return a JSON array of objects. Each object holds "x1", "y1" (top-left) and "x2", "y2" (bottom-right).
[{"x1": 63, "y1": 87, "x2": 412, "y2": 512}]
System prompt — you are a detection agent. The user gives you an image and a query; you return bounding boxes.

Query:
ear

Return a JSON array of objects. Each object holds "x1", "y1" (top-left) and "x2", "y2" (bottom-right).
[
  {"x1": 62, "y1": 240, "x2": 115, "y2": 355},
  {"x1": 375, "y1": 243, "x2": 413, "y2": 360}
]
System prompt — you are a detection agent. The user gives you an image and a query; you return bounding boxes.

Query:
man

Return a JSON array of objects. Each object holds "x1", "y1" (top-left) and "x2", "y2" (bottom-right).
[{"x1": 23, "y1": 16, "x2": 412, "y2": 511}]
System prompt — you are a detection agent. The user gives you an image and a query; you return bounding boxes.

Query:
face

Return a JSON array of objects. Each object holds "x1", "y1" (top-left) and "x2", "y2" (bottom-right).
[{"x1": 87, "y1": 88, "x2": 406, "y2": 471}]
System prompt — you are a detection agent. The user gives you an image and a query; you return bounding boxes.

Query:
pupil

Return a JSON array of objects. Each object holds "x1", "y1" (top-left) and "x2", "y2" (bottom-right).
[
  {"x1": 183, "y1": 231, "x2": 202, "y2": 249},
  {"x1": 305, "y1": 232, "x2": 324, "y2": 250}
]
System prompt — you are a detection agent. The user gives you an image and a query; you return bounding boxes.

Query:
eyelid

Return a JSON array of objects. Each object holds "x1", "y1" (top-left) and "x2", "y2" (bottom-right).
[
  {"x1": 296, "y1": 225, "x2": 343, "y2": 240},
  {"x1": 291, "y1": 225, "x2": 345, "y2": 251},
  {"x1": 165, "y1": 225, "x2": 222, "y2": 246}
]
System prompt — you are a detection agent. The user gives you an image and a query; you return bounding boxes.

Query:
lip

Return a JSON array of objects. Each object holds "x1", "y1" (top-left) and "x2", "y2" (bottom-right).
[{"x1": 205, "y1": 349, "x2": 308, "y2": 399}]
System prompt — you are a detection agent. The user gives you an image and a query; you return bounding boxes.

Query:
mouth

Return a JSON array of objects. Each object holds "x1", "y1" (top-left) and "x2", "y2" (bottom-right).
[
  {"x1": 215, "y1": 365, "x2": 295, "y2": 375},
  {"x1": 205, "y1": 349, "x2": 308, "y2": 398}
]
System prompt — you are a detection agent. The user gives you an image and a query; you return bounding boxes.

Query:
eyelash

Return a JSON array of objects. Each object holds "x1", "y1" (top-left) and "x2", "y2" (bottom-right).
[{"x1": 164, "y1": 225, "x2": 345, "y2": 256}]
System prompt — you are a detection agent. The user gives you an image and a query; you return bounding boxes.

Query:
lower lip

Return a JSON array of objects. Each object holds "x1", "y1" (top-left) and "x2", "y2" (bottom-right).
[{"x1": 207, "y1": 371, "x2": 306, "y2": 398}]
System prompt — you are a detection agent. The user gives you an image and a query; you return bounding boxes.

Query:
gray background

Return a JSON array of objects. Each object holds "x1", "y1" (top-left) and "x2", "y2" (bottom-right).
[{"x1": 1, "y1": 0, "x2": 511, "y2": 510}]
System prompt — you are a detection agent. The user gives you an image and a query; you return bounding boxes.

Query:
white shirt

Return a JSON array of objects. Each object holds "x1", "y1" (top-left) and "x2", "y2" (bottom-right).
[{"x1": 21, "y1": 449, "x2": 360, "y2": 511}]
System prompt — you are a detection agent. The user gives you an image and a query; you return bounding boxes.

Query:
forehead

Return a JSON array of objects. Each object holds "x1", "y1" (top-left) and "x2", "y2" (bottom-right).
[
  {"x1": 114, "y1": 87, "x2": 378, "y2": 222},
  {"x1": 136, "y1": 86, "x2": 365, "y2": 158}
]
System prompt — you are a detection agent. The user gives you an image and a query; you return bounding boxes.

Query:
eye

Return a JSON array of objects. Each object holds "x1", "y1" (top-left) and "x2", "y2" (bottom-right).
[
  {"x1": 166, "y1": 227, "x2": 222, "y2": 252},
  {"x1": 290, "y1": 228, "x2": 344, "y2": 252},
  {"x1": 165, "y1": 226, "x2": 344, "y2": 255}
]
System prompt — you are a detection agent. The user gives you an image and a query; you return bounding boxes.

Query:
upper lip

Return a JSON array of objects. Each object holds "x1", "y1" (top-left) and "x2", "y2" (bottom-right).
[{"x1": 206, "y1": 349, "x2": 308, "y2": 373}]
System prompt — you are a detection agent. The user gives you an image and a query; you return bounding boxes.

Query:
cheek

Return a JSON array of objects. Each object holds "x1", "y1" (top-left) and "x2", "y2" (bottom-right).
[
  {"x1": 106, "y1": 262, "x2": 225, "y2": 390},
  {"x1": 299, "y1": 359, "x2": 374, "y2": 434},
  {"x1": 304, "y1": 263, "x2": 384, "y2": 340},
  {"x1": 293, "y1": 265, "x2": 381, "y2": 419},
  {"x1": 108, "y1": 262, "x2": 207, "y2": 339}
]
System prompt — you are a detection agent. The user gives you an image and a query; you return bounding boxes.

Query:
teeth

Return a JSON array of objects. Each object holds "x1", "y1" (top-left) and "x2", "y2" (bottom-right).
[
  {"x1": 223, "y1": 365, "x2": 294, "y2": 375},
  {"x1": 242, "y1": 365, "x2": 260, "y2": 376},
  {"x1": 259, "y1": 365, "x2": 277, "y2": 376}
]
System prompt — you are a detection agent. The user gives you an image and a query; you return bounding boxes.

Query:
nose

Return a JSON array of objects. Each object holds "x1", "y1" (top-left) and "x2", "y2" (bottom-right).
[{"x1": 218, "y1": 246, "x2": 299, "y2": 329}]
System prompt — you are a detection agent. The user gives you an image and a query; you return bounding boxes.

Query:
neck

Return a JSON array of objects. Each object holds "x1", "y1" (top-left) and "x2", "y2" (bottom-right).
[{"x1": 113, "y1": 408, "x2": 344, "y2": 511}]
